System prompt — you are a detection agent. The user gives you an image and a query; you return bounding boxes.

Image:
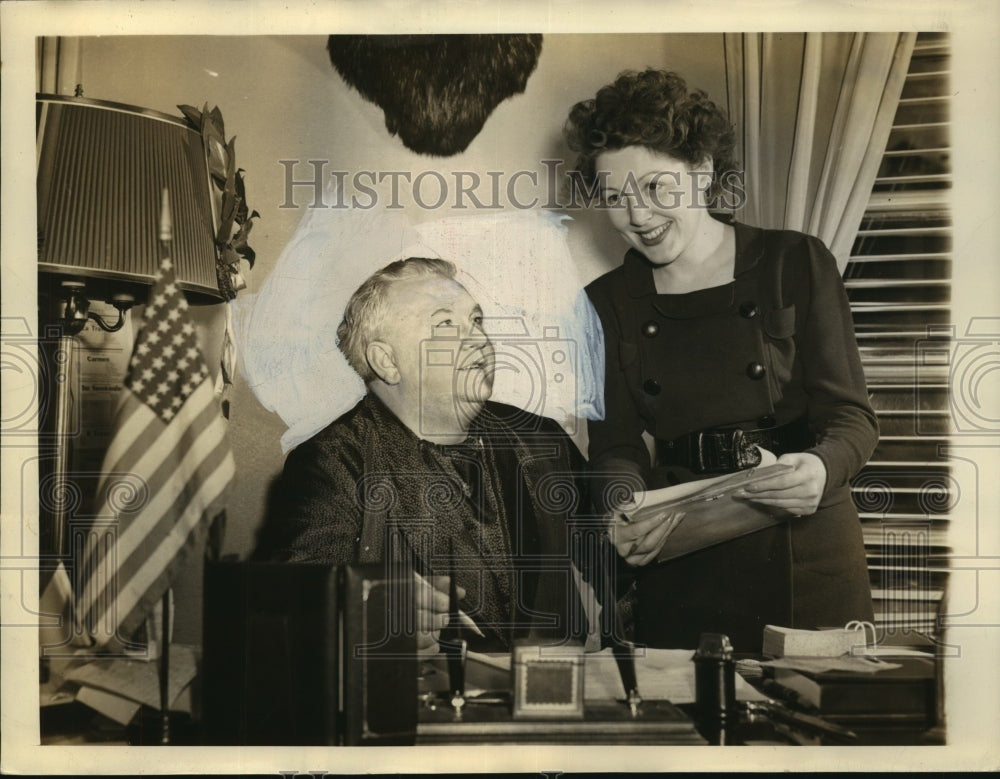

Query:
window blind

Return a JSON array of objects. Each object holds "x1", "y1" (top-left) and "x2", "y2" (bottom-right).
[{"x1": 845, "y1": 32, "x2": 951, "y2": 640}]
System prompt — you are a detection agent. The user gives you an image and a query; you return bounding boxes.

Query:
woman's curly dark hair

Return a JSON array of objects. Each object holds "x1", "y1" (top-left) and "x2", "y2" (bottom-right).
[{"x1": 564, "y1": 69, "x2": 738, "y2": 202}]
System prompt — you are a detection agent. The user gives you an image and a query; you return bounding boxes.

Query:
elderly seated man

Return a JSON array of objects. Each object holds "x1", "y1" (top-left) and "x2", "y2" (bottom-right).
[{"x1": 254, "y1": 257, "x2": 607, "y2": 653}]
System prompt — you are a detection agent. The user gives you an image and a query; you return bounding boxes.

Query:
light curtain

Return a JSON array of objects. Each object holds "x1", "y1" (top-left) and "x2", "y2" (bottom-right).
[{"x1": 723, "y1": 32, "x2": 916, "y2": 272}]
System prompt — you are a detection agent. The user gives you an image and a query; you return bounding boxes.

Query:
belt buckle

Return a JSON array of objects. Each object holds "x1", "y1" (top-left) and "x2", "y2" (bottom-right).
[
  {"x1": 695, "y1": 430, "x2": 732, "y2": 473},
  {"x1": 693, "y1": 431, "x2": 709, "y2": 473},
  {"x1": 731, "y1": 429, "x2": 763, "y2": 470}
]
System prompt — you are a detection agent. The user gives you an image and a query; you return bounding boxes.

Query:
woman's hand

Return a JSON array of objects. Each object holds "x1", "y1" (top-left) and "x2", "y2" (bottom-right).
[
  {"x1": 609, "y1": 509, "x2": 686, "y2": 567},
  {"x1": 735, "y1": 452, "x2": 828, "y2": 517},
  {"x1": 413, "y1": 573, "x2": 456, "y2": 656}
]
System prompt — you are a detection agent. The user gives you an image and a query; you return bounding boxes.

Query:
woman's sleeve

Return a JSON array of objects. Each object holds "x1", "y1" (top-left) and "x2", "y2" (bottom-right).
[
  {"x1": 799, "y1": 238, "x2": 880, "y2": 492},
  {"x1": 585, "y1": 282, "x2": 652, "y2": 513}
]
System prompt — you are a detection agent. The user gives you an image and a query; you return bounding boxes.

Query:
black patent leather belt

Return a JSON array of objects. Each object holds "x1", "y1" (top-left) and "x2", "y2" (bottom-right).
[{"x1": 655, "y1": 417, "x2": 815, "y2": 475}]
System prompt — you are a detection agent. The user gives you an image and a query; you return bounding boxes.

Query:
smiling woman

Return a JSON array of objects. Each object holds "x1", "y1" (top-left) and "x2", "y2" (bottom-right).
[{"x1": 566, "y1": 69, "x2": 879, "y2": 653}]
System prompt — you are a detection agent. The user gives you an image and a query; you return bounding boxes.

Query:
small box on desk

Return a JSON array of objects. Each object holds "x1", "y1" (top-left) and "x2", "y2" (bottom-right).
[{"x1": 511, "y1": 642, "x2": 585, "y2": 720}]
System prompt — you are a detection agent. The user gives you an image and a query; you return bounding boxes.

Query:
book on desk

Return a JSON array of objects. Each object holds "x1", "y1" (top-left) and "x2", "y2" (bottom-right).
[
  {"x1": 769, "y1": 657, "x2": 936, "y2": 720},
  {"x1": 758, "y1": 623, "x2": 940, "y2": 743}
]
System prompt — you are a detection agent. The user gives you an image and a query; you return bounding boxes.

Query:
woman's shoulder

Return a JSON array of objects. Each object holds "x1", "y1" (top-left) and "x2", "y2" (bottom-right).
[
  {"x1": 584, "y1": 250, "x2": 650, "y2": 306},
  {"x1": 742, "y1": 222, "x2": 832, "y2": 255},
  {"x1": 584, "y1": 261, "x2": 630, "y2": 294},
  {"x1": 737, "y1": 223, "x2": 838, "y2": 277}
]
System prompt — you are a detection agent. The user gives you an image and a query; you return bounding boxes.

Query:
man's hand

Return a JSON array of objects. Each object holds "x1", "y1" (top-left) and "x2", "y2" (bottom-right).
[
  {"x1": 609, "y1": 510, "x2": 686, "y2": 567},
  {"x1": 414, "y1": 573, "x2": 457, "y2": 656},
  {"x1": 734, "y1": 452, "x2": 828, "y2": 516}
]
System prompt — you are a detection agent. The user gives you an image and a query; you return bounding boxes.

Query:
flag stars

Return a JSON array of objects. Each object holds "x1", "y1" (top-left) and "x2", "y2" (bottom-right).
[
  {"x1": 157, "y1": 319, "x2": 171, "y2": 333},
  {"x1": 157, "y1": 381, "x2": 171, "y2": 396},
  {"x1": 170, "y1": 395, "x2": 183, "y2": 408},
  {"x1": 142, "y1": 368, "x2": 155, "y2": 381},
  {"x1": 153, "y1": 292, "x2": 167, "y2": 308},
  {"x1": 167, "y1": 369, "x2": 179, "y2": 382},
  {"x1": 172, "y1": 332, "x2": 185, "y2": 347},
  {"x1": 163, "y1": 345, "x2": 176, "y2": 359},
  {"x1": 186, "y1": 347, "x2": 199, "y2": 361},
  {"x1": 152, "y1": 356, "x2": 165, "y2": 370},
  {"x1": 147, "y1": 331, "x2": 161, "y2": 345},
  {"x1": 167, "y1": 308, "x2": 181, "y2": 323},
  {"x1": 181, "y1": 322, "x2": 194, "y2": 336},
  {"x1": 137, "y1": 342, "x2": 150, "y2": 356},
  {"x1": 161, "y1": 258, "x2": 173, "y2": 271}
]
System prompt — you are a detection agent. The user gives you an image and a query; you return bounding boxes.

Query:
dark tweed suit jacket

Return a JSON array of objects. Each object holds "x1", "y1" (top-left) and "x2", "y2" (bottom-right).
[{"x1": 254, "y1": 393, "x2": 608, "y2": 650}]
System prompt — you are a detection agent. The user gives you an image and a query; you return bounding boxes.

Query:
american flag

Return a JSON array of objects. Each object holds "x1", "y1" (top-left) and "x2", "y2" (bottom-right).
[{"x1": 75, "y1": 250, "x2": 235, "y2": 648}]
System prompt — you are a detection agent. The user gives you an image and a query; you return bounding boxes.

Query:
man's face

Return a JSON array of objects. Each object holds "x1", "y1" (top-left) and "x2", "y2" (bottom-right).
[{"x1": 380, "y1": 274, "x2": 495, "y2": 431}]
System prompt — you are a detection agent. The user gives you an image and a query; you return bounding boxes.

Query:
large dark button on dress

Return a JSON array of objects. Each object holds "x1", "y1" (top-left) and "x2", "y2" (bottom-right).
[
  {"x1": 739, "y1": 301, "x2": 759, "y2": 319},
  {"x1": 641, "y1": 321, "x2": 660, "y2": 338},
  {"x1": 746, "y1": 361, "x2": 766, "y2": 380},
  {"x1": 643, "y1": 378, "x2": 661, "y2": 396}
]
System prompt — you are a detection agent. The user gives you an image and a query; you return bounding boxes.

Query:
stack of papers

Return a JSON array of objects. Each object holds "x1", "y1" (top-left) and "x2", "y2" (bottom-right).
[{"x1": 620, "y1": 463, "x2": 794, "y2": 562}]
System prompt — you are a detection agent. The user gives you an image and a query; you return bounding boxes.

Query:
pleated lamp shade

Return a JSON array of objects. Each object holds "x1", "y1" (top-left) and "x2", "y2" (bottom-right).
[{"x1": 36, "y1": 95, "x2": 223, "y2": 304}]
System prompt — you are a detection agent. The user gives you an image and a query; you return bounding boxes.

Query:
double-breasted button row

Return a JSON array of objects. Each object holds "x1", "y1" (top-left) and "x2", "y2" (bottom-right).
[
  {"x1": 642, "y1": 364, "x2": 765, "y2": 396},
  {"x1": 639, "y1": 302, "x2": 765, "y2": 396}
]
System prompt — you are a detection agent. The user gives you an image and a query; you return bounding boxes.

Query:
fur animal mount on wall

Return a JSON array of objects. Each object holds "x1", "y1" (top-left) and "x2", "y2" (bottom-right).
[{"x1": 327, "y1": 34, "x2": 543, "y2": 157}]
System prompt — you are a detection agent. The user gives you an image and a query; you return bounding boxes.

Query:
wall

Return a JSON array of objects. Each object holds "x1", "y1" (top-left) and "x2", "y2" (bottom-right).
[{"x1": 76, "y1": 33, "x2": 727, "y2": 643}]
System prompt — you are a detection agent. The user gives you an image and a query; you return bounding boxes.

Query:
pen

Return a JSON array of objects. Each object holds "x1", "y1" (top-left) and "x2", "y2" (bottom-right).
[
  {"x1": 413, "y1": 570, "x2": 485, "y2": 638},
  {"x1": 441, "y1": 538, "x2": 468, "y2": 714},
  {"x1": 745, "y1": 700, "x2": 858, "y2": 742},
  {"x1": 759, "y1": 678, "x2": 819, "y2": 713},
  {"x1": 611, "y1": 603, "x2": 642, "y2": 716},
  {"x1": 399, "y1": 529, "x2": 485, "y2": 639}
]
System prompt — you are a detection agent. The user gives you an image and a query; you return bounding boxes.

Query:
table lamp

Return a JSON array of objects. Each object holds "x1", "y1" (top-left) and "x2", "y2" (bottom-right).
[{"x1": 35, "y1": 94, "x2": 229, "y2": 556}]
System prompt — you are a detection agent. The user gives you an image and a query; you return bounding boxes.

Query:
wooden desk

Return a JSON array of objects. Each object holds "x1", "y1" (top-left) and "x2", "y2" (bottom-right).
[{"x1": 418, "y1": 699, "x2": 707, "y2": 745}]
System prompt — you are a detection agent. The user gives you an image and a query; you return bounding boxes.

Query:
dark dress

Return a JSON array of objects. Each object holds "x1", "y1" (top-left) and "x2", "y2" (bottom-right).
[{"x1": 585, "y1": 220, "x2": 877, "y2": 653}]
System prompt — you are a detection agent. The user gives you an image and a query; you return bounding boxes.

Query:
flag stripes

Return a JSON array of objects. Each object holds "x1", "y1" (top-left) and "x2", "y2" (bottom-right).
[
  {"x1": 74, "y1": 254, "x2": 234, "y2": 647},
  {"x1": 77, "y1": 383, "x2": 233, "y2": 637}
]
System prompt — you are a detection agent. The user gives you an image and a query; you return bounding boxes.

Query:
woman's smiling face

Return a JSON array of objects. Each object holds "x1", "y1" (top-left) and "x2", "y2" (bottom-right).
[{"x1": 596, "y1": 145, "x2": 713, "y2": 267}]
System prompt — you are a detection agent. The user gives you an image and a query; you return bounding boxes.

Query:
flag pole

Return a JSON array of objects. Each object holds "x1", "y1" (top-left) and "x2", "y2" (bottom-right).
[{"x1": 157, "y1": 188, "x2": 173, "y2": 746}]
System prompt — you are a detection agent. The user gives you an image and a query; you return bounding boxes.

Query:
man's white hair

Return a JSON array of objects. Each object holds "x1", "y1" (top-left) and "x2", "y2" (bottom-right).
[{"x1": 336, "y1": 256, "x2": 458, "y2": 381}]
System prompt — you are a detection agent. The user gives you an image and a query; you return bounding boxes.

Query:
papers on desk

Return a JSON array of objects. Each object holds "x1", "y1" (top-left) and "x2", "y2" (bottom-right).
[
  {"x1": 55, "y1": 644, "x2": 198, "y2": 725},
  {"x1": 467, "y1": 648, "x2": 766, "y2": 704},
  {"x1": 586, "y1": 648, "x2": 766, "y2": 704}
]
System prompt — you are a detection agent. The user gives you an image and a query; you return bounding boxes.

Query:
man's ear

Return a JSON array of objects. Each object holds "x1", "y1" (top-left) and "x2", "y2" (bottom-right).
[{"x1": 366, "y1": 341, "x2": 400, "y2": 384}]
